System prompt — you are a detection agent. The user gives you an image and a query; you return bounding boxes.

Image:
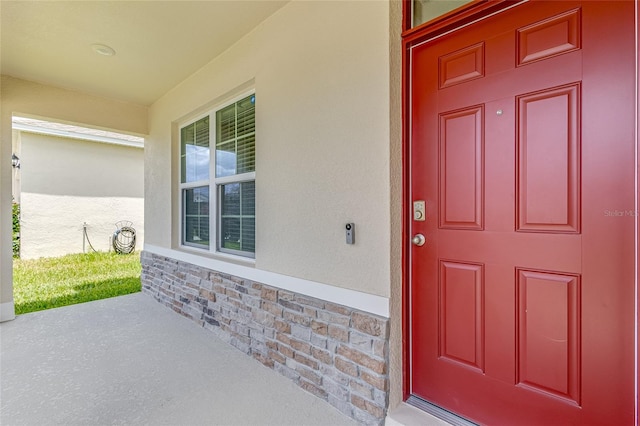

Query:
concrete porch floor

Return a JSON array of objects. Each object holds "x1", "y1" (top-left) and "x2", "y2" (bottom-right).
[{"x1": 0, "y1": 293, "x2": 359, "y2": 425}]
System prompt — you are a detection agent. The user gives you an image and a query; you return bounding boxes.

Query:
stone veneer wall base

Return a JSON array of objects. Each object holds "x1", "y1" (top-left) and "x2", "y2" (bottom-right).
[{"x1": 141, "y1": 251, "x2": 390, "y2": 425}]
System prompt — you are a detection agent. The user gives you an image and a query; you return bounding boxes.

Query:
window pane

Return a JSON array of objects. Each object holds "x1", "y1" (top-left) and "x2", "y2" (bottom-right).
[
  {"x1": 195, "y1": 117, "x2": 209, "y2": 146},
  {"x1": 180, "y1": 125, "x2": 193, "y2": 183},
  {"x1": 216, "y1": 94, "x2": 255, "y2": 178},
  {"x1": 237, "y1": 135, "x2": 255, "y2": 174},
  {"x1": 221, "y1": 183, "x2": 240, "y2": 215},
  {"x1": 237, "y1": 95, "x2": 255, "y2": 136},
  {"x1": 412, "y1": 0, "x2": 471, "y2": 28},
  {"x1": 181, "y1": 117, "x2": 210, "y2": 183},
  {"x1": 184, "y1": 186, "x2": 209, "y2": 248},
  {"x1": 216, "y1": 141, "x2": 236, "y2": 177},
  {"x1": 241, "y1": 217, "x2": 255, "y2": 253},
  {"x1": 219, "y1": 181, "x2": 255, "y2": 255},
  {"x1": 241, "y1": 181, "x2": 255, "y2": 216},
  {"x1": 221, "y1": 217, "x2": 241, "y2": 251},
  {"x1": 217, "y1": 104, "x2": 236, "y2": 143}
]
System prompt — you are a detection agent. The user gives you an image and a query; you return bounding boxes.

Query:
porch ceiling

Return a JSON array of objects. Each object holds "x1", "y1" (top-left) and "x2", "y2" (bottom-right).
[{"x1": 0, "y1": 1, "x2": 288, "y2": 106}]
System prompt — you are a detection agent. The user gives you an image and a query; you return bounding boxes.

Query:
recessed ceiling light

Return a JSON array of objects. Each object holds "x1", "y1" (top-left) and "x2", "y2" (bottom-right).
[{"x1": 91, "y1": 43, "x2": 116, "y2": 57}]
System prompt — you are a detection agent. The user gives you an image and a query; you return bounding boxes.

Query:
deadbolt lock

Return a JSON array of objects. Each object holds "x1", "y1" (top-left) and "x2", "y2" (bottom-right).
[{"x1": 413, "y1": 200, "x2": 426, "y2": 221}]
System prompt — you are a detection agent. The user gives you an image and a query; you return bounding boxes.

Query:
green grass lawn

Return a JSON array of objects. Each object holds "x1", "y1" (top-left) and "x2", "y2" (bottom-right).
[{"x1": 13, "y1": 251, "x2": 142, "y2": 315}]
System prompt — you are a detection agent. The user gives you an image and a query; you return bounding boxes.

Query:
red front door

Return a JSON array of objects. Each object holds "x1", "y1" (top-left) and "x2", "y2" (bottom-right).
[{"x1": 409, "y1": 1, "x2": 636, "y2": 424}]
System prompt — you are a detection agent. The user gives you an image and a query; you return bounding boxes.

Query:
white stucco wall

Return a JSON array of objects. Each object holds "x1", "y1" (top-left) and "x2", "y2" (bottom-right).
[
  {"x1": 146, "y1": 1, "x2": 390, "y2": 299},
  {"x1": 17, "y1": 132, "x2": 144, "y2": 259},
  {"x1": 0, "y1": 75, "x2": 148, "y2": 321}
]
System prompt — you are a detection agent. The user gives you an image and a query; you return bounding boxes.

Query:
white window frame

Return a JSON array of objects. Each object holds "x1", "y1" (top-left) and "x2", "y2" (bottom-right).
[{"x1": 178, "y1": 90, "x2": 256, "y2": 259}]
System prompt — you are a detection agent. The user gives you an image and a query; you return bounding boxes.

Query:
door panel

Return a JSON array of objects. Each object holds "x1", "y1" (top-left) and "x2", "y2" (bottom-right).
[
  {"x1": 439, "y1": 106, "x2": 484, "y2": 230},
  {"x1": 409, "y1": 1, "x2": 635, "y2": 424},
  {"x1": 516, "y1": 269, "x2": 581, "y2": 405},
  {"x1": 516, "y1": 8, "x2": 581, "y2": 65},
  {"x1": 439, "y1": 260, "x2": 485, "y2": 371},
  {"x1": 517, "y1": 83, "x2": 581, "y2": 233}
]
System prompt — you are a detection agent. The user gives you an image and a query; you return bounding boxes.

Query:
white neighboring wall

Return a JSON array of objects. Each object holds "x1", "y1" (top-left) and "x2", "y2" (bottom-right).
[
  {"x1": 17, "y1": 131, "x2": 144, "y2": 259},
  {"x1": 1, "y1": 74, "x2": 149, "y2": 321}
]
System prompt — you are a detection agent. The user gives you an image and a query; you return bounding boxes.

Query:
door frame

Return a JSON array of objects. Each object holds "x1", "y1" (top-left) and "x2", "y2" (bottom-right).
[{"x1": 399, "y1": 1, "x2": 640, "y2": 423}]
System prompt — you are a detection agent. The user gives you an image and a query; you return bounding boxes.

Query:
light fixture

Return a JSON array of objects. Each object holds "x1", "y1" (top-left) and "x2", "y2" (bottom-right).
[
  {"x1": 91, "y1": 43, "x2": 116, "y2": 57},
  {"x1": 11, "y1": 153, "x2": 20, "y2": 169}
]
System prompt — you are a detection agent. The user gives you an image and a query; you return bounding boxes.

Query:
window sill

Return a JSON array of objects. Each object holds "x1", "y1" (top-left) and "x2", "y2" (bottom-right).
[{"x1": 178, "y1": 244, "x2": 256, "y2": 267}]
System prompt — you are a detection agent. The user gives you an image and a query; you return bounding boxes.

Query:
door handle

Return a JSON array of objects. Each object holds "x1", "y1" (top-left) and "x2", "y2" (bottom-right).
[{"x1": 412, "y1": 234, "x2": 426, "y2": 246}]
